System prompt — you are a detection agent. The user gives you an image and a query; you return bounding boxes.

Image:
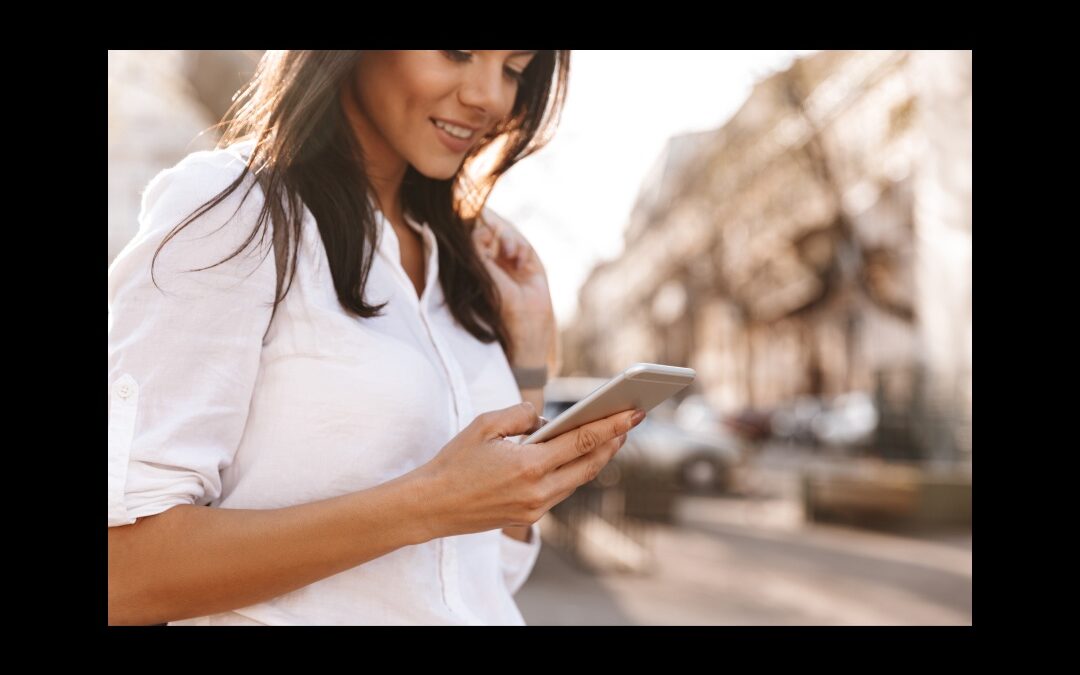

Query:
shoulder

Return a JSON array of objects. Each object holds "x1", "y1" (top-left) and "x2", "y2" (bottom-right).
[
  {"x1": 138, "y1": 139, "x2": 264, "y2": 240},
  {"x1": 133, "y1": 139, "x2": 272, "y2": 277},
  {"x1": 140, "y1": 138, "x2": 260, "y2": 227}
]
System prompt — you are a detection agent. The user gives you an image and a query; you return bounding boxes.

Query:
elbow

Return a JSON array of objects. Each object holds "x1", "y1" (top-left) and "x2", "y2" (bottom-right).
[
  {"x1": 108, "y1": 596, "x2": 163, "y2": 627},
  {"x1": 108, "y1": 558, "x2": 136, "y2": 625},
  {"x1": 108, "y1": 525, "x2": 143, "y2": 625},
  {"x1": 108, "y1": 520, "x2": 166, "y2": 626},
  {"x1": 108, "y1": 589, "x2": 137, "y2": 626}
]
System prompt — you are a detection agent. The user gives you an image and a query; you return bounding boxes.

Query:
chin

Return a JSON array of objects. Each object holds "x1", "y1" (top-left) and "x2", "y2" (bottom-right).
[{"x1": 412, "y1": 159, "x2": 464, "y2": 182}]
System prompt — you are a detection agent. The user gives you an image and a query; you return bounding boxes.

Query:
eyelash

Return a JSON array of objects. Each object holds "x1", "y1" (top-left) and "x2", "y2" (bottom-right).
[{"x1": 442, "y1": 50, "x2": 527, "y2": 85}]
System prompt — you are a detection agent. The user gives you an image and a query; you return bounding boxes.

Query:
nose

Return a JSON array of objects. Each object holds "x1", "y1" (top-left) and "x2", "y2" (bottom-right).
[{"x1": 457, "y1": 61, "x2": 513, "y2": 121}]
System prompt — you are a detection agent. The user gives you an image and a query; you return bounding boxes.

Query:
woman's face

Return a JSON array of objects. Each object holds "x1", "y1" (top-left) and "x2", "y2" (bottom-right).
[{"x1": 343, "y1": 50, "x2": 538, "y2": 183}]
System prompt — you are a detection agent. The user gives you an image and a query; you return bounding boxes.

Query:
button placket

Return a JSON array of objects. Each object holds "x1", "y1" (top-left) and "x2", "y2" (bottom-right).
[
  {"x1": 375, "y1": 229, "x2": 422, "y2": 312},
  {"x1": 427, "y1": 330, "x2": 474, "y2": 432},
  {"x1": 373, "y1": 208, "x2": 484, "y2": 622},
  {"x1": 441, "y1": 537, "x2": 485, "y2": 625},
  {"x1": 417, "y1": 310, "x2": 463, "y2": 429}
]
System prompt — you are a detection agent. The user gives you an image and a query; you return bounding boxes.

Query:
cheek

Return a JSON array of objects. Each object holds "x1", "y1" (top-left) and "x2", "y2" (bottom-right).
[
  {"x1": 354, "y1": 63, "x2": 401, "y2": 129},
  {"x1": 402, "y1": 68, "x2": 457, "y2": 115}
]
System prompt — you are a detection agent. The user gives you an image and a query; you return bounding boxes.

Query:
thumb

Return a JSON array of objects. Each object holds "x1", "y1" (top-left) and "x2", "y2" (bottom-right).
[{"x1": 486, "y1": 401, "x2": 539, "y2": 440}]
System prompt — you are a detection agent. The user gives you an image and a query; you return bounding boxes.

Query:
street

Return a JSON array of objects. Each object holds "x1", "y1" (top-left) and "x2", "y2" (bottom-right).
[{"x1": 516, "y1": 460, "x2": 972, "y2": 625}]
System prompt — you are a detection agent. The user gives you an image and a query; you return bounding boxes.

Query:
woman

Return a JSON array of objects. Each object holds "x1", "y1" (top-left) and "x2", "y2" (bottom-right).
[{"x1": 107, "y1": 50, "x2": 646, "y2": 626}]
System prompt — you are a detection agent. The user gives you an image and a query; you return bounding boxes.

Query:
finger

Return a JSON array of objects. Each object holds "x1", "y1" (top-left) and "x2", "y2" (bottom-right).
[
  {"x1": 481, "y1": 401, "x2": 538, "y2": 440},
  {"x1": 495, "y1": 231, "x2": 524, "y2": 270},
  {"x1": 524, "y1": 415, "x2": 550, "y2": 436},
  {"x1": 472, "y1": 222, "x2": 498, "y2": 255},
  {"x1": 533, "y1": 408, "x2": 643, "y2": 473},
  {"x1": 480, "y1": 248, "x2": 515, "y2": 285},
  {"x1": 548, "y1": 432, "x2": 628, "y2": 490},
  {"x1": 500, "y1": 232, "x2": 518, "y2": 261}
]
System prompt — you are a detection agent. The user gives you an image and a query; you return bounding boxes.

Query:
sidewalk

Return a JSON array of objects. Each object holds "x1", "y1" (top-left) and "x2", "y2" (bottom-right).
[{"x1": 515, "y1": 489, "x2": 971, "y2": 625}]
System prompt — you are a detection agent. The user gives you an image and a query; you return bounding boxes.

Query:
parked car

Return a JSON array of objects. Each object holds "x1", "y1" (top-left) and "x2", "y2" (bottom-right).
[
  {"x1": 769, "y1": 395, "x2": 826, "y2": 446},
  {"x1": 768, "y1": 391, "x2": 879, "y2": 449},
  {"x1": 722, "y1": 408, "x2": 773, "y2": 443},
  {"x1": 811, "y1": 391, "x2": 878, "y2": 447},
  {"x1": 541, "y1": 378, "x2": 745, "y2": 493},
  {"x1": 622, "y1": 416, "x2": 743, "y2": 492}
]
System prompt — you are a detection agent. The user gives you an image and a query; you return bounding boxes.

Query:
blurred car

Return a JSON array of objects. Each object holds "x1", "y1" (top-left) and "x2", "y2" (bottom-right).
[
  {"x1": 811, "y1": 391, "x2": 878, "y2": 447},
  {"x1": 541, "y1": 377, "x2": 744, "y2": 493},
  {"x1": 768, "y1": 391, "x2": 879, "y2": 449},
  {"x1": 722, "y1": 408, "x2": 773, "y2": 443},
  {"x1": 674, "y1": 394, "x2": 721, "y2": 434},
  {"x1": 622, "y1": 416, "x2": 743, "y2": 492},
  {"x1": 769, "y1": 395, "x2": 826, "y2": 446}
]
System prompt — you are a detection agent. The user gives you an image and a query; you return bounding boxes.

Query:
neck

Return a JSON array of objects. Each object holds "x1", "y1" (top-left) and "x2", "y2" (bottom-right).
[
  {"x1": 339, "y1": 87, "x2": 408, "y2": 228},
  {"x1": 368, "y1": 168, "x2": 408, "y2": 224}
]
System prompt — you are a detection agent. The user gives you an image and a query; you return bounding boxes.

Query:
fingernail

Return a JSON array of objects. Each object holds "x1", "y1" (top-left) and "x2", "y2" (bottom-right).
[{"x1": 627, "y1": 409, "x2": 646, "y2": 431}]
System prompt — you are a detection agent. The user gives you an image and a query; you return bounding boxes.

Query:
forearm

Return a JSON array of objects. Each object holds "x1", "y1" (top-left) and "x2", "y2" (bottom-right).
[
  {"x1": 108, "y1": 472, "x2": 429, "y2": 626},
  {"x1": 517, "y1": 386, "x2": 544, "y2": 417},
  {"x1": 501, "y1": 315, "x2": 557, "y2": 542}
]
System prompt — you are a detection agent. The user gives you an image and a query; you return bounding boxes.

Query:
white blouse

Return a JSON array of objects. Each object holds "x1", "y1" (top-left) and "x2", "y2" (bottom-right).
[{"x1": 108, "y1": 140, "x2": 541, "y2": 625}]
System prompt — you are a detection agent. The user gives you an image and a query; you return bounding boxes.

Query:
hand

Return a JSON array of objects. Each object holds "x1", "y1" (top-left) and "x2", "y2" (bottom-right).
[
  {"x1": 410, "y1": 402, "x2": 646, "y2": 540},
  {"x1": 472, "y1": 208, "x2": 555, "y2": 343}
]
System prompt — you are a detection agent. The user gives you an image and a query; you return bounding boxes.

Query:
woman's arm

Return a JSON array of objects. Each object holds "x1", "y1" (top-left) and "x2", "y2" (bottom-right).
[
  {"x1": 503, "y1": 301, "x2": 558, "y2": 543},
  {"x1": 108, "y1": 472, "x2": 433, "y2": 625},
  {"x1": 472, "y1": 207, "x2": 559, "y2": 545},
  {"x1": 510, "y1": 321, "x2": 555, "y2": 415},
  {"x1": 503, "y1": 276, "x2": 558, "y2": 543}
]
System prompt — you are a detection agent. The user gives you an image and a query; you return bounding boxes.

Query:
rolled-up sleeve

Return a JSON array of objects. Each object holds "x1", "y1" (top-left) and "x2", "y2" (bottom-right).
[
  {"x1": 499, "y1": 522, "x2": 542, "y2": 595},
  {"x1": 108, "y1": 151, "x2": 275, "y2": 528}
]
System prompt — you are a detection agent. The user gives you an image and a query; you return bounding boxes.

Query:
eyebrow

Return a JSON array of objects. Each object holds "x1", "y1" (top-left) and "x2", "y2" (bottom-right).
[{"x1": 510, "y1": 50, "x2": 538, "y2": 56}]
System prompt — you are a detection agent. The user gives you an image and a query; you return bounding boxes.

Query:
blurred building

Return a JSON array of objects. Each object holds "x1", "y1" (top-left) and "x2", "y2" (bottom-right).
[
  {"x1": 108, "y1": 50, "x2": 262, "y2": 265},
  {"x1": 561, "y1": 50, "x2": 971, "y2": 464}
]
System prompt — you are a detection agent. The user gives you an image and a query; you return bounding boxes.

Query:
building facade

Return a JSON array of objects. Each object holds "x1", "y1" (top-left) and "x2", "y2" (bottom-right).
[{"x1": 562, "y1": 51, "x2": 971, "y2": 463}]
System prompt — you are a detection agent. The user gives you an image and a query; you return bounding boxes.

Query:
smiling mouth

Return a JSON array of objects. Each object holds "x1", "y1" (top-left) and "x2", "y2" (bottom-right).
[
  {"x1": 431, "y1": 118, "x2": 476, "y2": 152},
  {"x1": 432, "y1": 118, "x2": 478, "y2": 138}
]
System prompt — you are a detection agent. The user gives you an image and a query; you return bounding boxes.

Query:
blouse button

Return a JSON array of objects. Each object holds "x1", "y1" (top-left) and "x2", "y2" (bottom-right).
[{"x1": 117, "y1": 383, "x2": 133, "y2": 400}]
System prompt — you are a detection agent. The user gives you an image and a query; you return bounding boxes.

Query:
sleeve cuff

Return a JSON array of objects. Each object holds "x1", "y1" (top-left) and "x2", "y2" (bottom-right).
[{"x1": 499, "y1": 521, "x2": 542, "y2": 595}]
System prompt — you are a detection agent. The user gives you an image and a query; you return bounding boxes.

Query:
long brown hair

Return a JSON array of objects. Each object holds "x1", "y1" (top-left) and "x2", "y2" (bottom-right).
[{"x1": 151, "y1": 50, "x2": 570, "y2": 363}]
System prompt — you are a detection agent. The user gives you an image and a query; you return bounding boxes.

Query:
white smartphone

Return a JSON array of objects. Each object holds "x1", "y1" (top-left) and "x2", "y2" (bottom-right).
[{"x1": 517, "y1": 362, "x2": 696, "y2": 445}]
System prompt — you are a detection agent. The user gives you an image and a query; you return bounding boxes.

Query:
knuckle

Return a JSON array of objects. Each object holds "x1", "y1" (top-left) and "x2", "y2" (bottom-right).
[
  {"x1": 574, "y1": 427, "x2": 602, "y2": 456},
  {"x1": 475, "y1": 410, "x2": 495, "y2": 429},
  {"x1": 523, "y1": 485, "x2": 548, "y2": 513}
]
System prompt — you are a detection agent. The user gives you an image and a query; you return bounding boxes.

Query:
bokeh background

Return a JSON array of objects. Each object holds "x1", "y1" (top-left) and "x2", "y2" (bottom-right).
[{"x1": 108, "y1": 50, "x2": 972, "y2": 625}]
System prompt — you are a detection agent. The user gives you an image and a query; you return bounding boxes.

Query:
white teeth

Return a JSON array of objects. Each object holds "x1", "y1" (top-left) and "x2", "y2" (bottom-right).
[{"x1": 434, "y1": 119, "x2": 474, "y2": 139}]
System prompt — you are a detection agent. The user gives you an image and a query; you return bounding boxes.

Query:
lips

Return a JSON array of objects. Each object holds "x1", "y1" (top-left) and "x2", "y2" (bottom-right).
[{"x1": 431, "y1": 118, "x2": 475, "y2": 152}]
